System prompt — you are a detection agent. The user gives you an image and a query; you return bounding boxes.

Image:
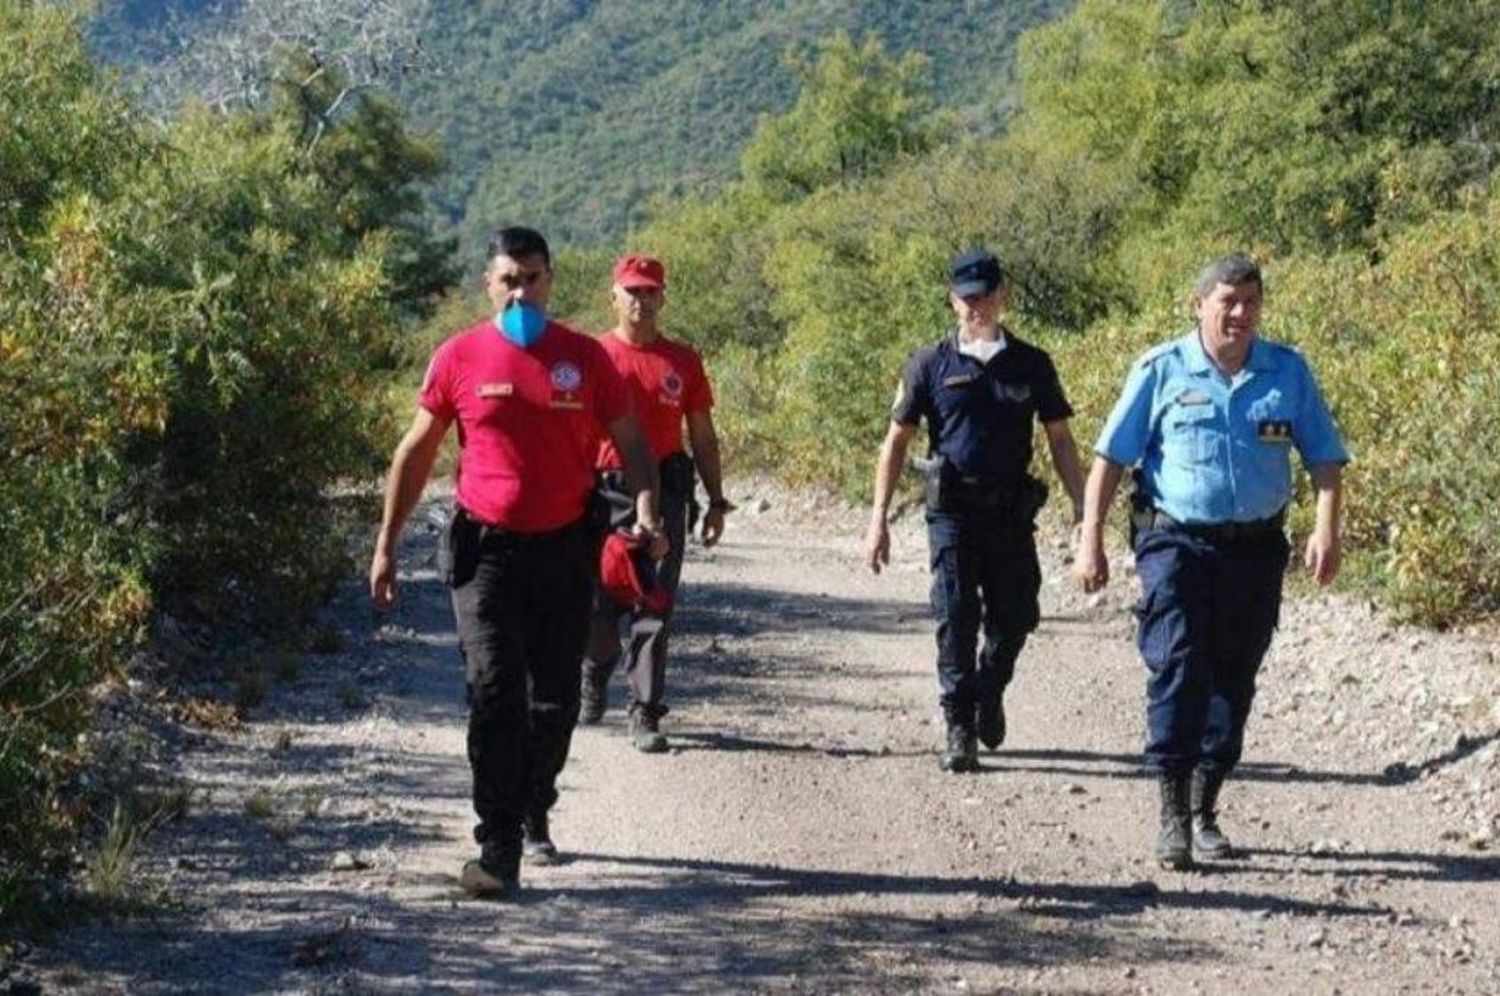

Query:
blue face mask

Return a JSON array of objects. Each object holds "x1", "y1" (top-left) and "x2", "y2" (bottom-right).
[{"x1": 497, "y1": 301, "x2": 547, "y2": 348}]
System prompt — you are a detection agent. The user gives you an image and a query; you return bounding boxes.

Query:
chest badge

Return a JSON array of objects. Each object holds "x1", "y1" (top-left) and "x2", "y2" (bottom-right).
[
  {"x1": 1176, "y1": 389, "x2": 1212, "y2": 406},
  {"x1": 1001, "y1": 383, "x2": 1032, "y2": 403},
  {"x1": 550, "y1": 360, "x2": 584, "y2": 409},
  {"x1": 1258, "y1": 419, "x2": 1293, "y2": 443},
  {"x1": 661, "y1": 370, "x2": 683, "y2": 398},
  {"x1": 476, "y1": 382, "x2": 514, "y2": 398}
]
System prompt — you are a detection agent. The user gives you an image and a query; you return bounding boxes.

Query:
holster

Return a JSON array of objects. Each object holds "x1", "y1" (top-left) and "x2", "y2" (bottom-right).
[
  {"x1": 1127, "y1": 467, "x2": 1154, "y2": 547},
  {"x1": 920, "y1": 454, "x2": 1047, "y2": 524},
  {"x1": 437, "y1": 506, "x2": 482, "y2": 589},
  {"x1": 659, "y1": 451, "x2": 697, "y2": 500}
]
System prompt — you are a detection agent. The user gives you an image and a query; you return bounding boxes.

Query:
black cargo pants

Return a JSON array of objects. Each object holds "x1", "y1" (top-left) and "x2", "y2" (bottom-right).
[{"x1": 445, "y1": 508, "x2": 594, "y2": 873}]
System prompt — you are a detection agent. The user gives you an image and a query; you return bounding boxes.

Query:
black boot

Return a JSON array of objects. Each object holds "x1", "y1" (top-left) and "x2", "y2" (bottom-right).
[
  {"x1": 579, "y1": 666, "x2": 610, "y2": 725},
  {"x1": 975, "y1": 690, "x2": 1007, "y2": 751},
  {"x1": 1191, "y1": 768, "x2": 1233, "y2": 858},
  {"x1": 940, "y1": 722, "x2": 979, "y2": 773},
  {"x1": 1155, "y1": 772, "x2": 1193, "y2": 870},
  {"x1": 628, "y1": 706, "x2": 669, "y2": 753},
  {"x1": 521, "y1": 812, "x2": 559, "y2": 865}
]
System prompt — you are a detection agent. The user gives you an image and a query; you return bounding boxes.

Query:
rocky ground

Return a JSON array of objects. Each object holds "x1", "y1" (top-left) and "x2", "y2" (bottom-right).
[{"x1": 10, "y1": 480, "x2": 1499, "y2": 994}]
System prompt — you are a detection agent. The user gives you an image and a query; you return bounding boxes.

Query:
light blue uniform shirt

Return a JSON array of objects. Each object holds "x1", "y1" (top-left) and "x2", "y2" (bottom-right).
[{"x1": 1094, "y1": 331, "x2": 1349, "y2": 524}]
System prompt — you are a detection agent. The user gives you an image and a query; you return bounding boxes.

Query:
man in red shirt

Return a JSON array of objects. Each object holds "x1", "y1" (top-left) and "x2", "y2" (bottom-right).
[
  {"x1": 581, "y1": 254, "x2": 729, "y2": 752},
  {"x1": 370, "y1": 227, "x2": 665, "y2": 897}
]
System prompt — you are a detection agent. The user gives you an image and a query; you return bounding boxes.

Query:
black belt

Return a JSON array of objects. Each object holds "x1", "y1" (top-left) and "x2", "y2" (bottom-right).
[
  {"x1": 455, "y1": 505, "x2": 584, "y2": 545},
  {"x1": 1151, "y1": 509, "x2": 1285, "y2": 541}
]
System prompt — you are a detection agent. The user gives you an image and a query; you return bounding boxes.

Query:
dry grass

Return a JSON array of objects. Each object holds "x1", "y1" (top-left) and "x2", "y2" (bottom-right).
[
  {"x1": 84, "y1": 801, "x2": 155, "y2": 905},
  {"x1": 243, "y1": 790, "x2": 276, "y2": 821}
]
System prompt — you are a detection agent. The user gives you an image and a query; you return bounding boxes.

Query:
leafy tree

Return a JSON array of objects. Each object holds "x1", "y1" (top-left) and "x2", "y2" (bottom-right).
[
  {"x1": 1, "y1": 1, "x2": 452, "y2": 903},
  {"x1": 740, "y1": 32, "x2": 941, "y2": 201}
]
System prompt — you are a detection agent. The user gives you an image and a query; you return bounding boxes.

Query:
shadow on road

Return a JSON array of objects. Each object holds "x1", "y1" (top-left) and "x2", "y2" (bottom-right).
[{"x1": 980, "y1": 747, "x2": 1447, "y2": 788}]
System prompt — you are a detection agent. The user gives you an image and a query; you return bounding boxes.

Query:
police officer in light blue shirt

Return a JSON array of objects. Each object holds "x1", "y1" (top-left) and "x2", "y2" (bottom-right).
[{"x1": 1075, "y1": 254, "x2": 1348, "y2": 870}]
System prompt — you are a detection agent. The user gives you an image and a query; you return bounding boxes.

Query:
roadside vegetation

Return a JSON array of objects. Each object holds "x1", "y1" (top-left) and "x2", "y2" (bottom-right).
[{"x1": 0, "y1": 2, "x2": 451, "y2": 917}]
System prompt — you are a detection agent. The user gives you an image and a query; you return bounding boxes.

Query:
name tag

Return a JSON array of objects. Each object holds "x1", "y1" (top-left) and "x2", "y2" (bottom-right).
[
  {"x1": 477, "y1": 383, "x2": 514, "y2": 398},
  {"x1": 1258, "y1": 419, "x2": 1293, "y2": 443},
  {"x1": 1175, "y1": 389, "x2": 1212, "y2": 406}
]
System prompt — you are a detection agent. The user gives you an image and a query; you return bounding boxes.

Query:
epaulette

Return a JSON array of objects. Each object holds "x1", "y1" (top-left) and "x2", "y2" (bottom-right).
[{"x1": 1134, "y1": 339, "x2": 1180, "y2": 369}]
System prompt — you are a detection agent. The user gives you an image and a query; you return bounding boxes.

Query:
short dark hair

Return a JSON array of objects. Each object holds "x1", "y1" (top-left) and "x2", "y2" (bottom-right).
[
  {"x1": 486, "y1": 226, "x2": 551, "y2": 269},
  {"x1": 1195, "y1": 254, "x2": 1261, "y2": 296}
]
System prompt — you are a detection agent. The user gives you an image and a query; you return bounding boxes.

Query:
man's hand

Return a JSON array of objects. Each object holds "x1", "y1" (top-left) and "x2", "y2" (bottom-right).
[
  {"x1": 700, "y1": 502, "x2": 730, "y2": 547},
  {"x1": 635, "y1": 521, "x2": 671, "y2": 561},
  {"x1": 370, "y1": 547, "x2": 397, "y2": 610},
  {"x1": 1304, "y1": 527, "x2": 1341, "y2": 586},
  {"x1": 1074, "y1": 534, "x2": 1110, "y2": 593},
  {"x1": 865, "y1": 519, "x2": 890, "y2": 574}
]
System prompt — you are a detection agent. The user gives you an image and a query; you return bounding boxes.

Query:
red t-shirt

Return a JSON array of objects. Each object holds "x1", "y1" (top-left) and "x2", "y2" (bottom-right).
[
  {"x1": 419, "y1": 319, "x2": 629, "y2": 532},
  {"x1": 594, "y1": 330, "x2": 714, "y2": 468}
]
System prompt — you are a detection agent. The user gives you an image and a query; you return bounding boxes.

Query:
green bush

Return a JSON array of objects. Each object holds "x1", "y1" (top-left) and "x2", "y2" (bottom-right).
[{"x1": 0, "y1": 3, "x2": 449, "y2": 895}]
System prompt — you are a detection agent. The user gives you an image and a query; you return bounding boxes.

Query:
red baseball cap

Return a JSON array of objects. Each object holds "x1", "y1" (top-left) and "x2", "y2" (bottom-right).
[
  {"x1": 612, "y1": 254, "x2": 666, "y2": 290},
  {"x1": 599, "y1": 530, "x2": 672, "y2": 615}
]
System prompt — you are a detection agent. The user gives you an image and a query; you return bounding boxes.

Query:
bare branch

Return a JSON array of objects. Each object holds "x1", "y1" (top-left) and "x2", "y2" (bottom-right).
[{"x1": 132, "y1": 0, "x2": 435, "y2": 119}]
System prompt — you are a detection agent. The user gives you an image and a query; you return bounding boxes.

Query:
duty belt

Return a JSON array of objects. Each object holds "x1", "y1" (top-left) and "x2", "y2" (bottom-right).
[{"x1": 1150, "y1": 509, "x2": 1286, "y2": 542}]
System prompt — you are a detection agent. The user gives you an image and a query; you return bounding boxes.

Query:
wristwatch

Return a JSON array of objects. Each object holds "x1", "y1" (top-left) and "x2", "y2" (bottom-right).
[{"x1": 708, "y1": 497, "x2": 734, "y2": 513}]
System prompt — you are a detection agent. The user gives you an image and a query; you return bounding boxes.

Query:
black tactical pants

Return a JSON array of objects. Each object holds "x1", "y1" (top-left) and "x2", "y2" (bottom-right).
[{"x1": 448, "y1": 512, "x2": 594, "y2": 873}]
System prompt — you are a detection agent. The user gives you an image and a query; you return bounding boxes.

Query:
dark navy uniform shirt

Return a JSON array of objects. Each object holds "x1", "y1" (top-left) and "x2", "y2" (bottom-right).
[
  {"x1": 1094, "y1": 331, "x2": 1349, "y2": 524},
  {"x1": 891, "y1": 329, "x2": 1073, "y2": 491}
]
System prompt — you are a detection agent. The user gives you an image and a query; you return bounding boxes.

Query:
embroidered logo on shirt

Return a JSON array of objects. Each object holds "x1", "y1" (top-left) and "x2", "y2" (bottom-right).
[
  {"x1": 661, "y1": 370, "x2": 683, "y2": 398},
  {"x1": 1001, "y1": 383, "x2": 1032, "y2": 403},
  {"x1": 550, "y1": 362, "x2": 582, "y2": 392},
  {"x1": 476, "y1": 383, "x2": 514, "y2": 398},
  {"x1": 1258, "y1": 419, "x2": 1293, "y2": 443}
]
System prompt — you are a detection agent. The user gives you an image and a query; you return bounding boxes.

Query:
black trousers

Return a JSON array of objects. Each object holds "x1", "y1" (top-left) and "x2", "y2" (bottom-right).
[
  {"x1": 582, "y1": 467, "x2": 689, "y2": 718},
  {"x1": 450, "y1": 514, "x2": 593, "y2": 871},
  {"x1": 926, "y1": 510, "x2": 1041, "y2": 727}
]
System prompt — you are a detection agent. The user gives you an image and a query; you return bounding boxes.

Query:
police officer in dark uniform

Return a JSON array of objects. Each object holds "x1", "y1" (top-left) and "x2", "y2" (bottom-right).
[
  {"x1": 1075, "y1": 254, "x2": 1347, "y2": 869},
  {"x1": 866, "y1": 249, "x2": 1086, "y2": 773}
]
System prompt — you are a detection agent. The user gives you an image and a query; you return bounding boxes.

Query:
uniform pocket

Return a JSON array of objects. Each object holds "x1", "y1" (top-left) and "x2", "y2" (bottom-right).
[{"x1": 1163, "y1": 405, "x2": 1219, "y2": 464}]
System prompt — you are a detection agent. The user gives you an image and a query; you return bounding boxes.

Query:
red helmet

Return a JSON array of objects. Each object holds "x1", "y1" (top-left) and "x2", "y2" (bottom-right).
[{"x1": 599, "y1": 530, "x2": 672, "y2": 615}]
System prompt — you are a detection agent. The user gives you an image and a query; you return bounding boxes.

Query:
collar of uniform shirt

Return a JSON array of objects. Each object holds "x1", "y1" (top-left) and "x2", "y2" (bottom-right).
[{"x1": 956, "y1": 327, "x2": 1007, "y2": 364}]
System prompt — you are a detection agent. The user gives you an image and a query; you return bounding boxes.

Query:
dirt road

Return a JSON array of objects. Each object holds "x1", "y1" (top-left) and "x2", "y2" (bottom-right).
[{"x1": 28, "y1": 488, "x2": 1500, "y2": 994}]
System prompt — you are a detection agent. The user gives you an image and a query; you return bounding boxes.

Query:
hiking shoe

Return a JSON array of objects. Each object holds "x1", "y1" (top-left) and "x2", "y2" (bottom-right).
[
  {"x1": 1191, "y1": 768, "x2": 1234, "y2": 858},
  {"x1": 629, "y1": 710, "x2": 669, "y2": 753},
  {"x1": 522, "y1": 813, "x2": 559, "y2": 865},
  {"x1": 939, "y1": 723, "x2": 979, "y2": 773},
  {"x1": 976, "y1": 692, "x2": 1006, "y2": 751},
  {"x1": 579, "y1": 670, "x2": 608, "y2": 725},
  {"x1": 458, "y1": 859, "x2": 517, "y2": 898},
  {"x1": 1155, "y1": 773, "x2": 1194, "y2": 871}
]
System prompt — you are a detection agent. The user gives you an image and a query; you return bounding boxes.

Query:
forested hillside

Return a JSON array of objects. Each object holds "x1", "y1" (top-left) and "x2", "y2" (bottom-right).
[{"x1": 92, "y1": 0, "x2": 1069, "y2": 250}]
